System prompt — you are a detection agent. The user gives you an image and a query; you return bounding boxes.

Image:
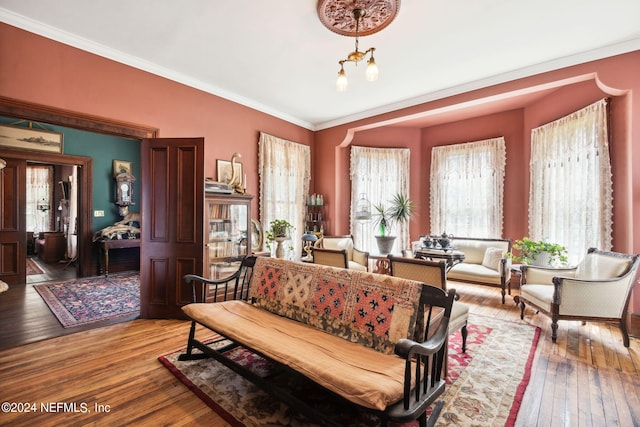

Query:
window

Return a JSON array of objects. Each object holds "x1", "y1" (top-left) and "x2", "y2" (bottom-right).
[
  {"x1": 529, "y1": 99, "x2": 612, "y2": 264},
  {"x1": 350, "y1": 146, "x2": 410, "y2": 253},
  {"x1": 430, "y1": 137, "x2": 506, "y2": 238},
  {"x1": 259, "y1": 132, "x2": 310, "y2": 257}
]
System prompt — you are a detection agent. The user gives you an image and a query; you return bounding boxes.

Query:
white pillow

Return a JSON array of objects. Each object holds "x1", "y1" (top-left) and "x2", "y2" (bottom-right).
[{"x1": 482, "y1": 247, "x2": 504, "y2": 271}]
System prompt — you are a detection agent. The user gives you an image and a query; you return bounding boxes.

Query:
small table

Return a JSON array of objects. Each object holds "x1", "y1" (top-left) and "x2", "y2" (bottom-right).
[
  {"x1": 98, "y1": 238, "x2": 141, "y2": 276},
  {"x1": 414, "y1": 248, "x2": 465, "y2": 271}
]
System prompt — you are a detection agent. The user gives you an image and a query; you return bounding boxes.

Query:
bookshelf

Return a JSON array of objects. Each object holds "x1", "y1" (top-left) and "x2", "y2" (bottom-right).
[{"x1": 204, "y1": 193, "x2": 253, "y2": 302}]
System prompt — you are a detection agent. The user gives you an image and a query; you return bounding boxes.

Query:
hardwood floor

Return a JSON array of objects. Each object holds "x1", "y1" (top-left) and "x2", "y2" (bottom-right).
[
  {"x1": 1, "y1": 281, "x2": 639, "y2": 426},
  {"x1": 26, "y1": 255, "x2": 77, "y2": 285},
  {"x1": 0, "y1": 257, "x2": 137, "y2": 351}
]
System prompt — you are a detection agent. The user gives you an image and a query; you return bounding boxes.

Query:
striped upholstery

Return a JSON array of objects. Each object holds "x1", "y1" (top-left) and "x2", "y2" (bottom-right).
[{"x1": 388, "y1": 255, "x2": 470, "y2": 374}]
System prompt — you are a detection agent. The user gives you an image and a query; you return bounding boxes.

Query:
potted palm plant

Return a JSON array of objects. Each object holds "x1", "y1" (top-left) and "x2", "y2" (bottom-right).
[
  {"x1": 510, "y1": 237, "x2": 568, "y2": 266},
  {"x1": 372, "y1": 193, "x2": 415, "y2": 254},
  {"x1": 265, "y1": 219, "x2": 294, "y2": 258}
]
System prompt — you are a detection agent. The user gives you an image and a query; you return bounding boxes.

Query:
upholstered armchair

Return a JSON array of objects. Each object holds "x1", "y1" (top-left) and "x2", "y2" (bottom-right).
[
  {"x1": 388, "y1": 255, "x2": 469, "y2": 375},
  {"x1": 517, "y1": 247, "x2": 640, "y2": 347},
  {"x1": 313, "y1": 235, "x2": 369, "y2": 271}
]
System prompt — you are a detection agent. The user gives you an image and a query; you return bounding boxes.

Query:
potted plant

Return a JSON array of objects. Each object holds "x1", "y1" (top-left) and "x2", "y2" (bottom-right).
[
  {"x1": 265, "y1": 219, "x2": 294, "y2": 258},
  {"x1": 372, "y1": 193, "x2": 415, "y2": 254},
  {"x1": 510, "y1": 237, "x2": 568, "y2": 266}
]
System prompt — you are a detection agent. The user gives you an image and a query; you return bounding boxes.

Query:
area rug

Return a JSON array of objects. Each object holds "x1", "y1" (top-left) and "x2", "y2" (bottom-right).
[
  {"x1": 159, "y1": 314, "x2": 540, "y2": 426},
  {"x1": 34, "y1": 272, "x2": 139, "y2": 328},
  {"x1": 26, "y1": 257, "x2": 45, "y2": 276}
]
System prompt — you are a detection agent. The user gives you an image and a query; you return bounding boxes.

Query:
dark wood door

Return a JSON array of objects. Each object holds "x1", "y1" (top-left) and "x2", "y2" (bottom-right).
[
  {"x1": 0, "y1": 157, "x2": 26, "y2": 285},
  {"x1": 140, "y1": 138, "x2": 204, "y2": 319}
]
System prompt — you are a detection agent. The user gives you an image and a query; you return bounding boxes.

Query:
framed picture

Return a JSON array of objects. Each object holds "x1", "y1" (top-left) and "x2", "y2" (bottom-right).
[
  {"x1": 217, "y1": 159, "x2": 243, "y2": 185},
  {"x1": 0, "y1": 123, "x2": 63, "y2": 154},
  {"x1": 113, "y1": 159, "x2": 132, "y2": 177}
]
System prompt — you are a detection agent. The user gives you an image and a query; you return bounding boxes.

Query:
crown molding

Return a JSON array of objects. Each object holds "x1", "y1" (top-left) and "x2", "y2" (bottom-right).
[
  {"x1": 3, "y1": 7, "x2": 639, "y2": 133},
  {"x1": 314, "y1": 37, "x2": 640, "y2": 130}
]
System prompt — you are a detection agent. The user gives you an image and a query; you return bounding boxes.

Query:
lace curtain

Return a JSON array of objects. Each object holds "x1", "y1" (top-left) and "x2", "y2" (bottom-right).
[
  {"x1": 259, "y1": 132, "x2": 310, "y2": 257},
  {"x1": 350, "y1": 146, "x2": 410, "y2": 253},
  {"x1": 430, "y1": 137, "x2": 506, "y2": 238},
  {"x1": 529, "y1": 98, "x2": 612, "y2": 265},
  {"x1": 26, "y1": 165, "x2": 53, "y2": 233}
]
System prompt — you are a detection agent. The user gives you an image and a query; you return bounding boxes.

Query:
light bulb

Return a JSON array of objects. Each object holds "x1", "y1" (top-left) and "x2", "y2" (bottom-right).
[
  {"x1": 336, "y1": 68, "x2": 348, "y2": 91},
  {"x1": 366, "y1": 57, "x2": 379, "y2": 82}
]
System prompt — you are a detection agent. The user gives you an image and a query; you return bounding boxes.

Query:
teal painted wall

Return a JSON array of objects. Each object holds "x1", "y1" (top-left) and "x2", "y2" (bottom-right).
[{"x1": 0, "y1": 117, "x2": 140, "y2": 232}]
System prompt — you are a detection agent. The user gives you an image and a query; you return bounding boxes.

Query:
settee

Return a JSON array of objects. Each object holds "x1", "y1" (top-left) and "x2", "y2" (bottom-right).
[
  {"x1": 417, "y1": 237, "x2": 512, "y2": 303},
  {"x1": 181, "y1": 256, "x2": 454, "y2": 426}
]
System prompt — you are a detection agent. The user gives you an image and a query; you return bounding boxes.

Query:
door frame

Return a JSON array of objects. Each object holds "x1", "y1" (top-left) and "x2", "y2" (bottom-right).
[
  {"x1": 2, "y1": 150, "x2": 92, "y2": 278},
  {"x1": 0, "y1": 96, "x2": 159, "y2": 277}
]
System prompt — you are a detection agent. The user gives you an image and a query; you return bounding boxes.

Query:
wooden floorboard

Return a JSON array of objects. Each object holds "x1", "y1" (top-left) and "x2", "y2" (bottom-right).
[{"x1": 1, "y1": 280, "x2": 639, "y2": 426}]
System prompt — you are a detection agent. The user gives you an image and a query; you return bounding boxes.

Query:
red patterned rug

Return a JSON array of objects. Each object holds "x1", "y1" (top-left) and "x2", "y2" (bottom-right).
[
  {"x1": 26, "y1": 257, "x2": 45, "y2": 276},
  {"x1": 159, "y1": 314, "x2": 540, "y2": 426},
  {"x1": 34, "y1": 272, "x2": 140, "y2": 328}
]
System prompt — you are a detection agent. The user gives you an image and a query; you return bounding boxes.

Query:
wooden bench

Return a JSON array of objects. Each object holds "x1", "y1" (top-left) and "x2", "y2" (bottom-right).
[{"x1": 180, "y1": 256, "x2": 455, "y2": 427}]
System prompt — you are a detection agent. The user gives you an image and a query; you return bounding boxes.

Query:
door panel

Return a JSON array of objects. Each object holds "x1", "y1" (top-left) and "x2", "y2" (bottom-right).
[
  {"x1": 0, "y1": 158, "x2": 26, "y2": 284},
  {"x1": 140, "y1": 138, "x2": 204, "y2": 319}
]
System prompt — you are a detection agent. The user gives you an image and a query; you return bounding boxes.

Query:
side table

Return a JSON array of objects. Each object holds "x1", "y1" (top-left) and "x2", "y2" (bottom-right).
[
  {"x1": 414, "y1": 248, "x2": 465, "y2": 272},
  {"x1": 98, "y1": 238, "x2": 141, "y2": 276}
]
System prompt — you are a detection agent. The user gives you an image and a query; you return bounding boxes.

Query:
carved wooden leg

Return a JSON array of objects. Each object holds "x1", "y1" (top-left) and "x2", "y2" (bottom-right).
[
  {"x1": 501, "y1": 286, "x2": 506, "y2": 304},
  {"x1": 551, "y1": 304, "x2": 560, "y2": 343},
  {"x1": 519, "y1": 299, "x2": 525, "y2": 320},
  {"x1": 620, "y1": 320, "x2": 630, "y2": 347},
  {"x1": 461, "y1": 324, "x2": 468, "y2": 353}
]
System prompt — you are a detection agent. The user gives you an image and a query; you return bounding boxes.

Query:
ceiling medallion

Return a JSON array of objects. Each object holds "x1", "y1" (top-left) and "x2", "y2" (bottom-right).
[{"x1": 317, "y1": 0, "x2": 401, "y2": 37}]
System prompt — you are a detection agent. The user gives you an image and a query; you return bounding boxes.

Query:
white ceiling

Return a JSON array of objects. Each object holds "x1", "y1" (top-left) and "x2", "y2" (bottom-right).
[{"x1": 1, "y1": 0, "x2": 639, "y2": 130}]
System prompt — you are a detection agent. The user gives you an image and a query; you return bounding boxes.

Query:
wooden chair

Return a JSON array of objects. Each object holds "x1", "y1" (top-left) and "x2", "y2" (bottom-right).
[
  {"x1": 311, "y1": 247, "x2": 349, "y2": 269},
  {"x1": 517, "y1": 247, "x2": 640, "y2": 347},
  {"x1": 314, "y1": 235, "x2": 368, "y2": 271},
  {"x1": 388, "y1": 255, "x2": 469, "y2": 375}
]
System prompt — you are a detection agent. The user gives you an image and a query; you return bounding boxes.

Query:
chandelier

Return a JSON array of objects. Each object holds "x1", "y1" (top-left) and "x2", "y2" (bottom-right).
[
  {"x1": 336, "y1": 8, "x2": 377, "y2": 91},
  {"x1": 317, "y1": 0, "x2": 401, "y2": 91}
]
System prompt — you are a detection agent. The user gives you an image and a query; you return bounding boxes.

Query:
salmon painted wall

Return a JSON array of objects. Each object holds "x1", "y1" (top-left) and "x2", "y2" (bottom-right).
[
  {"x1": 0, "y1": 23, "x2": 314, "y2": 218},
  {"x1": 315, "y1": 50, "x2": 640, "y2": 313},
  {"x1": 2, "y1": 22, "x2": 639, "y2": 313}
]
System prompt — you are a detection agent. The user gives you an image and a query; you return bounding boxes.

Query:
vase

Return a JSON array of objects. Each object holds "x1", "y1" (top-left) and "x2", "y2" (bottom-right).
[
  {"x1": 375, "y1": 236, "x2": 396, "y2": 255},
  {"x1": 531, "y1": 252, "x2": 552, "y2": 267},
  {"x1": 274, "y1": 237, "x2": 288, "y2": 258}
]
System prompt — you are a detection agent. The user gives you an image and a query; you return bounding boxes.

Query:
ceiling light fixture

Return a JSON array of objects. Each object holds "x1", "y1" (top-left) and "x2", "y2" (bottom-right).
[
  {"x1": 317, "y1": 0, "x2": 400, "y2": 92},
  {"x1": 336, "y1": 8, "x2": 378, "y2": 91}
]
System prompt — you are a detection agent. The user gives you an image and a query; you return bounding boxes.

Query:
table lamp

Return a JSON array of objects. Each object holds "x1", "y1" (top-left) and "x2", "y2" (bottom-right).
[{"x1": 301, "y1": 231, "x2": 318, "y2": 261}]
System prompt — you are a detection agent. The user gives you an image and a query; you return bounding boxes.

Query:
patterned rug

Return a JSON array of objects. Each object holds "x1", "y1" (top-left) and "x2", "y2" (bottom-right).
[
  {"x1": 159, "y1": 313, "x2": 540, "y2": 426},
  {"x1": 34, "y1": 272, "x2": 140, "y2": 328},
  {"x1": 26, "y1": 257, "x2": 45, "y2": 276}
]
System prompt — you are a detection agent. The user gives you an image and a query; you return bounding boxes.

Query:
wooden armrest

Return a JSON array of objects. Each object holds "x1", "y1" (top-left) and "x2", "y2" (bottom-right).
[
  {"x1": 394, "y1": 320, "x2": 449, "y2": 359},
  {"x1": 183, "y1": 272, "x2": 240, "y2": 286},
  {"x1": 183, "y1": 271, "x2": 241, "y2": 303}
]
